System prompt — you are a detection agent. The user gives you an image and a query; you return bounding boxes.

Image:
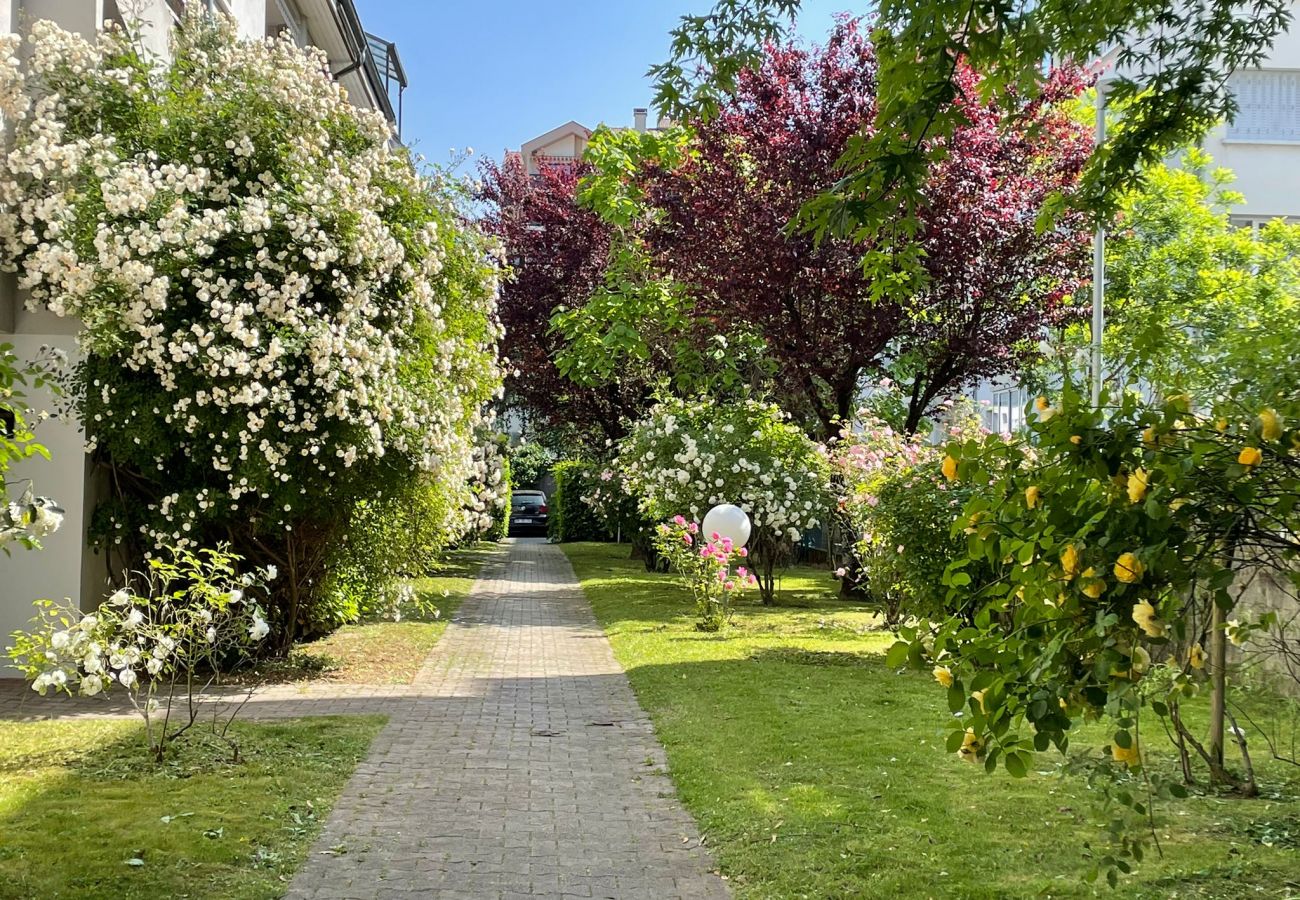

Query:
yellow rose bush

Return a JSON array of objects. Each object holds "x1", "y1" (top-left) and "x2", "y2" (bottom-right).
[{"x1": 885, "y1": 379, "x2": 1299, "y2": 881}]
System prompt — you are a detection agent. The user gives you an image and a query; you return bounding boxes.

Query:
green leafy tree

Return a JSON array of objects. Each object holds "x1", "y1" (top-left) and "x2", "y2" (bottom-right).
[
  {"x1": 1049, "y1": 151, "x2": 1300, "y2": 402},
  {"x1": 652, "y1": 0, "x2": 1292, "y2": 265}
]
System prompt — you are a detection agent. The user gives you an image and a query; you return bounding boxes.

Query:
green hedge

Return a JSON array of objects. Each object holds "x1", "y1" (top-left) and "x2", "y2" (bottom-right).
[{"x1": 548, "y1": 461, "x2": 608, "y2": 542}]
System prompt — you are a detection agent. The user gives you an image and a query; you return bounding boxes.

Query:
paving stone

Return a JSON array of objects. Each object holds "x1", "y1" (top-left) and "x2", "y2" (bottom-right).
[
  {"x1": 1, "y1": 539, "x2": 727, "y2": 898},
  {"x1": 283, "y1": 538, "x2": 728, "y2": 899}
]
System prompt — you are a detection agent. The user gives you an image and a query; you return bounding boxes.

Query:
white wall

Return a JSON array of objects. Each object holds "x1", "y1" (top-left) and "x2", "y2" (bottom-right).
[{"x1": 1, "y1": 319, "x2": 89, "y2": 676}]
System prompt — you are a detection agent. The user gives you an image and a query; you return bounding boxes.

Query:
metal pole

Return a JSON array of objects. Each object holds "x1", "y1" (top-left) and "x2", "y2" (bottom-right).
[{"x1": 1091, "y1": 88, "x2": 1106, "y2": 408}]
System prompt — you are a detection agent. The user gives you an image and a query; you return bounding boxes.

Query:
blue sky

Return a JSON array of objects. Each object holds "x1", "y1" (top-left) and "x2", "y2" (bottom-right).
[{"x1": 355, "y1": 0, "x2": 852, "y2": 168}]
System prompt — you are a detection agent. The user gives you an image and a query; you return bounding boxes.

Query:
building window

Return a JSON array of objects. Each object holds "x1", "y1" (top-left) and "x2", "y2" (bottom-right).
[
  {"x1": 1226, "y1": 70, "x2": 1300, "y2": 142},
  {"x1": 989, "y1": 388, "x2": 1026, "y2": 435}
]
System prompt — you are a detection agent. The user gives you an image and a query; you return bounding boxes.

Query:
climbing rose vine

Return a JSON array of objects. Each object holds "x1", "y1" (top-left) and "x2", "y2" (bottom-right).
[{"x1": 0, "y1": 15, "x2": 502, "y2": 638}]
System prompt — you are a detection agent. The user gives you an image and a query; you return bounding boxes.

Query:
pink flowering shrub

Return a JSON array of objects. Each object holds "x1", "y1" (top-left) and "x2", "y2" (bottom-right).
[
  {"x1": 653, "y1": 516, "x2": 758, "y2": 631},
  {"x1": 832, "y1": 401, "x2": 989, "y2": 625}
]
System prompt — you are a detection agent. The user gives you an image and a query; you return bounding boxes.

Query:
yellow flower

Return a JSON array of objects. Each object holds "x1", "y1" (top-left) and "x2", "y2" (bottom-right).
[
  {"x1": 933, "y1": 665, "x2": 954, "y2": 688},
  {"x1": 972, "y1": 689, "x2": 987, "y2": 713},
  {"x1": 1239, "y1": 446, "x2": 1263, "y2": 468},
  {"x1": 1082, "y1": 577, "x2": 1106, "y2": 599},
  {"x1": 1069, "y1": 434, "x2": 1082, "y2": 445},
  {"x1": 1131, "y1": 645, "x2": 1151, "y2": 674},
  {"x1": 1226, "y1": 618, "x2": 1245, "y2": 647},
  {"x1": 1112, "y1": 741, "x2": 1141, "y2": 767},
  {"x1": 1215, "y1": 418, "x2": 1228, "y2": 432},
  {"x1": 1132, "y1": 599, "x2": 1166, "y2": 638},
  {"x1": 941, "y1": 455, "x2": 958, "y2": 482},
  {"x1": 1188, "y1": 642, "x2": 1205, "y2": 669},
  {"x1": 1035, "y1": 395, "x2": 1050, "y2": 412},
  {"x1": 1142, "y1": 426, "x2": 1158, "y2": 448},
  {"x1": 1126, "y1": 469, "x2": 1149, "y2": 504},
  {"x1": 1025, "y1": 485, "x2": 1040, "y2": 509},
  {"x1": 1260, "y1": 409, "x2": 1283, "y2": 442},
  {"x1": 1114, "y1": 552, "x2": 1145, "y2": 584},
  {"x1": 1061, "y1": 544, "x2": 1080, "y2": 581},
  {"x1": 958, "y1": 728, "x2": 985, "y2": 762}
]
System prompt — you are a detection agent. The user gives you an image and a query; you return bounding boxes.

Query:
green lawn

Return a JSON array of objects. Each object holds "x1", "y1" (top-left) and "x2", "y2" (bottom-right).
[
  {"x1": 563, "y1": 542, "x2": 1300, "y2": 899},
  {"x1": 252, "y1": 543, "x2": 496, "y2": 685},
  {"x1": 0, "y1": 715, "x2": 383, "y2": 899}
]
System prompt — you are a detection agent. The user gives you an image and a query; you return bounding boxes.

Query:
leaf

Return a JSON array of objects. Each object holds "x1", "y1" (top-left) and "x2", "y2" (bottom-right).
[
  {"x1": 884, "y1": 640, "x2": 910, "y2": 669},
  {"x1": 947, "y1": 683, "x2": 966, "y2": 713},
  {"x1": 1005, "y1": 750, "x2": 1030, "y2": 779}
]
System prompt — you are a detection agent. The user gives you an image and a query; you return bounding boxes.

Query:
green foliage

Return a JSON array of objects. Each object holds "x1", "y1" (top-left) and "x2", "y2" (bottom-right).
[
  {"x1": 552, "y1": 125, "x2": 769, "y2": 400},
  {"x1": 893, "y1": 380, "x2": 1300, "y2": 883},
  {"x1": 548, "y1": 461, "x2": 609, "y2": 543},
  {"x1": 834, "y1": 398, "x2": 987, "y2": 624},
  {"x1": 652, "y1": 0, "x2": 1292, "y2": 248},
  {"x1": 1052, "y1": 151, "x2": 1300, "y2": 402},
  {"x1": 509, "y1": 440, "x2": 555, "y2": 488},
  {"x1": 312, "y1": 475, "x2": 459, "y2": 634}
]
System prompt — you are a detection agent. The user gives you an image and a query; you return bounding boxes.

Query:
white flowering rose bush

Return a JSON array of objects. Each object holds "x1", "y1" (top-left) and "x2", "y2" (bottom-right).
[
  {"x1": 454, "y1": 427, "x2": 510, "y2": 542},
  {"x1": 8, "y1": 545, "x2": 273, "y2": 761},
  {"x1": 619, "y1": 398, "x2": 830, "y2": 603},
  {"x1": 0, "y1": 15, "x2": 502, "y2": 644}
]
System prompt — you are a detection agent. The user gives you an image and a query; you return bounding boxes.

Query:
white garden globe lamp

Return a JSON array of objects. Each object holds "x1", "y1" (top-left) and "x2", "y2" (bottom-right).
[{"x1": 702, "y1": 503, "x2": 752, "y2": 549}]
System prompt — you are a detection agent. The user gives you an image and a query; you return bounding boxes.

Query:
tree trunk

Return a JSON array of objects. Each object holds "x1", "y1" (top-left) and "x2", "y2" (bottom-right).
[{"x1": 1208, "y1": 597, "x2": 1227, "y2": 777}]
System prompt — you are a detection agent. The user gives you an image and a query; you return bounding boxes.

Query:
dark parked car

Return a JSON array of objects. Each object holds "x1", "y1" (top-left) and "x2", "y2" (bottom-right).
[{"x1": 509, "y1": 490, "x2": 549, "y2": 535}]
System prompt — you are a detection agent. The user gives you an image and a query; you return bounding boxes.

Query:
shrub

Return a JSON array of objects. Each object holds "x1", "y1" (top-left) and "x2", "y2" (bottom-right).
[
  {"x1": 510, "y1": 441, "x2": 555, "y2": 489},
  {"x1": 890, "y1": 383, "x2": 1300, "y2": 882},
  {"x1": 834, "y1": 403, "x2": 987, "y2": 624},
  {"x1": 618, "y1": 398, "x2": 830, "y2": 603},
  {"x1": 312, "y1": 475, "x2": 459, "y2": 633},
  {"x1": 654, "y1": 516, "x2": 758, "y2": 630},
  {"x1": 8, "y1": 546, "x2": 273, "y2": 761},
  {"x1": 549, "y1": 461, "x2": 607, "y2": 542},
  {"x1": 0, "y1": 15, "x2": 502, "y2": 647}
]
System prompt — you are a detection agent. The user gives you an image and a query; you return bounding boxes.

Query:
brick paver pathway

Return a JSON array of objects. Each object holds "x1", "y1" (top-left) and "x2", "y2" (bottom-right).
[
  {"x1": 0, "y1": 539, "x2": 726, "y2": 898},
  {"x1": 282, "y1": 538, "x2": 729, "y2": 900}
]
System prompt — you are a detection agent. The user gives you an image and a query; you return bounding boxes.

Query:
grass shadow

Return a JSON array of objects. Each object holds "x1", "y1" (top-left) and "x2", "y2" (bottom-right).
[{"x1": 0, "y1": 715, "x2": 383, "y2": 899}]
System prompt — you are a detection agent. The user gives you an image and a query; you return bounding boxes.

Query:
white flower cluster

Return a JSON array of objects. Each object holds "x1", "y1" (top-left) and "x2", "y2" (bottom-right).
[
  {"x1": 619, "y1": 398, "x2": 830, "y2": 542},
  {"x1": 1, "y1": 493, "x2": 63, "y2": 550},
  {"x1": 11, "y1": 550, "x2": 272, "y2": 701},
  {"x1": 0, "y1": 16, "x2": 502, "y2": 547},
  {"x1": 451, "y1": 429, "x2": 509, "y2": 539}
]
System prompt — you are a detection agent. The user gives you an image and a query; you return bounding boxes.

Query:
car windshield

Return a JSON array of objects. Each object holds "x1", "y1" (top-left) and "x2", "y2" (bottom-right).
[{"x1": 512, "y1": 494, "x2": 545, "y2": 506}]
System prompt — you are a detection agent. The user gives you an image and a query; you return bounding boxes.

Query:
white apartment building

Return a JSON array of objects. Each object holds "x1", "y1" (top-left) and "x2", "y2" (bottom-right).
[{"x1": 0, "y1": 0, "x2": 405, "y2": 672}]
